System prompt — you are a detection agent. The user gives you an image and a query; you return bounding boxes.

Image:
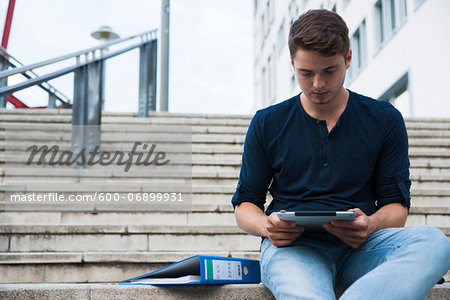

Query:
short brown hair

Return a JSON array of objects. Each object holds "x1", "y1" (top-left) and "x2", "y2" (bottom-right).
[{"x1": 288, "y1": 9, "x2": 349, "y2": 59}]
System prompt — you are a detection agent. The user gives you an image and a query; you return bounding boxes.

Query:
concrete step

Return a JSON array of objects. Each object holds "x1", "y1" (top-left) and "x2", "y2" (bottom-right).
[
  {"x1": 0, "y1": 223, "x2": 447, "y2": 253},
  {"x1": 407, "y1": 129, "x2": 450, "y2": 138},
  {"x1": 2, "y1": 131, "x2": 247, "y2": 145},
  {"x1": 2, "y1": 121, "x2": 449, "y2": 133},
  {"x1": 2, "y1": 138, "x2": 449, "y2": 156},
  {"x1": 410, "y1": 166, "x2": 450, "y2": 176},
  {"x1": 2, "y1": 108, "x2": 449, "y2": 124},
  {"x1": 0, "y1": 224, "x2": 262, "y2": 253},
  {"x1": 2, "y1": 155, "x2": 450, "y2": 171},
  {"x1": 0, "y1": 283, "x2": 448, "y2": 300},
  {"x1": 1, "y1": 152, "x2": 244, "y2": 166},
  {"x1": 0, "y1": 122, "x2": 249, "y2": 134},
  {"x1": 0, "y1": 192, "x2": 236, "y2": 205},
  {"x1": 2, "y1": 181, "x2": 450, "y2": 195},
  {"x1": 2, "y1": 131, "x2": 450, "y2": 144},
  {"x1": 0, "y1": 251, "x2": 260, "y2": 264},
  {"x1": 3, "y1": 174, "x2": 450, "y2": 189},
  {"x1": 1, "y1": 167, "x2": 240, "y2": 179},
  {"x1": 0, "y1": 114, "x2": 253, "y2": 127},
  {"x1": 0, "y1": 189, "x2": 449, "y2": 209},
  {"x1": 3, "y1": 167, "x2": 449, "y2": 182},
  {"x1": 405, "y1": 120, "x2": 450, "y2": 130},
  {"x1": 409, "y1": 139, "x2": 450, "y2": 147},
  {"x1": 3, "y1": 141, "x2": 246, "y2": 155},
  {"x1": 410, "y1": 174, "x2": 450, "y2": 188},
  {"x1": 3, "y1": 126, "x2": 450, "y2": 142},
  {"x1": 0, "y1": 211, "x2": 238, "y2": 226},
  {"x1": 0, "y1": 203, "x2": 447, "y2": 224},
  {"x1": 409, "y1": 148, "x2": 450, "y2": 158},
  {"x1": 0, "y1": 251, "x2": 259, "y2": 284},
  {"x1": 2, "y1": 163, "x2": 450, "y2": 177}
]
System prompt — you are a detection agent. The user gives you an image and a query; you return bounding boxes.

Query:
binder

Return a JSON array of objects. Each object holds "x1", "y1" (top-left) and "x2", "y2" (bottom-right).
[{"x1": 118, "y1": 255, "x2": 261, "y2": 285}]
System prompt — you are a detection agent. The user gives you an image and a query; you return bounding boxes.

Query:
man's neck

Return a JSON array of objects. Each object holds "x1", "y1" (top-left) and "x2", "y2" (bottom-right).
[{"x1": 301, "y1": 88, "x2": 349, "y2": 121}]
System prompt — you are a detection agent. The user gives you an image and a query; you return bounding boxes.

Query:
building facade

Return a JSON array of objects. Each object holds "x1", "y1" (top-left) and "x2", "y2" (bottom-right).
[{"x1": 253, "y1": 0, "x2": 450, "y2": 117}]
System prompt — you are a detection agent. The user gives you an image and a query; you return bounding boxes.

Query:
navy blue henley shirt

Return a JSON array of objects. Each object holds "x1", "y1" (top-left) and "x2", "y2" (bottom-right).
[{"x1": 231, "y1": 90, "x2": 411, "y2": 216}]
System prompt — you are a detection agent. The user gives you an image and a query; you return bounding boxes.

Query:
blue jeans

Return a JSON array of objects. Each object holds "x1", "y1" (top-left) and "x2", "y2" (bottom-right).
[{"x1": 260, "y1": 226, "x2": 450, "y2": 300}]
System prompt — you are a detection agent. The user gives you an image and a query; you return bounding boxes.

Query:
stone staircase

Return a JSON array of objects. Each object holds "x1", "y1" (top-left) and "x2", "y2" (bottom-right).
[{"x1": 0, "y1": 109, "x2": 449, "y2": 299}]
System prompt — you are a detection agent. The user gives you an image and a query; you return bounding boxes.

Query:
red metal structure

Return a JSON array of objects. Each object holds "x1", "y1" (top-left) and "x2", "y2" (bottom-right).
[
  {"x1": 1, "y1": 0, "x2": 30, "y2": 108},
  {"x1": 1, "y1": 0, "x2": 15, "y2": 49}
]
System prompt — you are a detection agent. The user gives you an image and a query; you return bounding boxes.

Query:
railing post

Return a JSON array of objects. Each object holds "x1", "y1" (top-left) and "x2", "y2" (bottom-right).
[
  {"x1": 160, "y1": 0, "x2": 170, "y2": 112},
  {"x1": 138, "y1": 40, "x2": 157, "y2": 117},
  {"x1": 48, "y1": 92, "x2": 56, "y2": 109},
  {"x1": 71, "y1": 60, "x2": 103, "y2": 168},
  {"x1": 0, "y1": 55, "x2": 8, "y2": 107}
]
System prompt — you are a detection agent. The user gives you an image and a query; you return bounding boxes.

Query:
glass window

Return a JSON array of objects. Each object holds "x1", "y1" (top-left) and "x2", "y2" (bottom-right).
[
  {"x1": 375, "y1": 0, "x2": 407, "y2": 47},
  {"x1": 268, "y1": 0, "x2": 274, "y2": 24},
  {"x1": 379, "y1": 73, "x2": 410, "y2": 117},
  {"x1": 414, "y1": 0, "x2": 426, "y2": 9},
  {"x1": 277, "y1": 19, "x2": 286, "y2": 56},
  {"x1": 348, "y1": 20, "x2": 367, "y2": 81},
  {"x1": 375, "y1": 1, "x2": 385, "y2": 46}
]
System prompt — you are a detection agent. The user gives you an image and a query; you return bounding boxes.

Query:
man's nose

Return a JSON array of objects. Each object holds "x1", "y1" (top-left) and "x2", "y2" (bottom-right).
[{"x1": 313, "y1": 75, "x2": 326, "y2": 89}]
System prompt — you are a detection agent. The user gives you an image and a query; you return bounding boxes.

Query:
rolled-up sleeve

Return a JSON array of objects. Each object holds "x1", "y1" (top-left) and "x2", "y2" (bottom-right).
[
  {"x1": 231, "y1": 112, "x2": 273, "y2": 211},
  {"x1": 374, "y1": 107, "x2": 411, "y2": 210}
]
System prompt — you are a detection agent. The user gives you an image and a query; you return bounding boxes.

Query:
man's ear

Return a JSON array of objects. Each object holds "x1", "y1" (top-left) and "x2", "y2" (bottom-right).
[{"x1": 346, "y1": 49, "x2": 352, "y2": 69}]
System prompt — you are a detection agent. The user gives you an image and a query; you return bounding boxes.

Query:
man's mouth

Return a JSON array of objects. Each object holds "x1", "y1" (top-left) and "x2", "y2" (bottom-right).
[{"x1": 312, "y1": 91, "x2": 328, "y2": 97}]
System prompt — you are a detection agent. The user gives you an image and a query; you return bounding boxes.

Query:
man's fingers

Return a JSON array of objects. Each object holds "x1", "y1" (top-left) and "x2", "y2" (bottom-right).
[
  {"x1": 271, "y1": 239, "x2": 296, "y2": 247},
  {"x1": 265, "y1": 213, "x2": 304, "y2": 247},
  {"x1": 268, "y1": 230, "x2": 303, "y2": 247},
  {"x1": 327, "y1": 217, "x2": 369, "y2": 231},
  {"x1": 268, "y1": 214, "x2": 297, "y2": 228},
  {"x1": 323, "y1": 223, "x2": 368, "y2": 248},
  {"x1": 267, "y1": 213, "x2": 304, "y2": 232},
  {"x1": 267, "y1": 223, "x2": 304, "y2": 234},
  {"x1": 268, "y1": 231, "x2": 302, "y2": 241}
]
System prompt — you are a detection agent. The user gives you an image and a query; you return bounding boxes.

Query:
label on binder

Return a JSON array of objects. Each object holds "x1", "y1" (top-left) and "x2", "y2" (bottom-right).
[{"x1": 205, "y1": 259, "x2": 242, "y2": 280}]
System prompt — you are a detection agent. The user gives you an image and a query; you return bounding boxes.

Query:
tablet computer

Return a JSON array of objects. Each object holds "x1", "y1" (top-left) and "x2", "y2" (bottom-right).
[{"x1": 277, "y1": 210, "x2": 356, "y2": 231}]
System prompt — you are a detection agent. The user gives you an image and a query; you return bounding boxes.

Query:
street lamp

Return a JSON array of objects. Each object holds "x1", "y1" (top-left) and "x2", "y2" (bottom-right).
[
  {"x1": 90, "y1": 26, "x2": 119, "y2": 112},
  {"x1": 91, "y1": 26, "x2": 120, "y2": 43}
]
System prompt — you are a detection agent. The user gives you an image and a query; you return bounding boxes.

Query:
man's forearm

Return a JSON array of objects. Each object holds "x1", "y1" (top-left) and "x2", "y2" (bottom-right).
[
  {"x1": 323, "y1": 202, "x2": 408, "y2": 248},
  {"x1": 235, "y1": 202, "x2": 304, "y2": 247},
  {"x1": 234, "y1": 202, "x2": 268, "y2": 237},
  {"x1": 368, "y1": 202, "x2": 408, "y2": 236}
]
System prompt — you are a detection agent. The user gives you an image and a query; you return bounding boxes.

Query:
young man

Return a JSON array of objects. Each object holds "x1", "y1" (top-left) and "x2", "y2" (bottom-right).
[{"x1": 232, "y1": 9, "x2": 450, "y2": 299}]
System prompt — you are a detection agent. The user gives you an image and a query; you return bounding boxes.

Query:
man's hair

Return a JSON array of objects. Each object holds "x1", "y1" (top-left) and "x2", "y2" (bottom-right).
[{"x1": 288, "y1": 9, "x2": 349, "y2": 59}]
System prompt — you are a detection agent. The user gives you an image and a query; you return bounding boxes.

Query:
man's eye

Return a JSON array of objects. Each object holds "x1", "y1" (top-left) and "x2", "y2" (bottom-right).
[
  {"x1": 325, "y1": 70, "x2": 335, "y2": 74},
  {"x1": 301, "y1": 72, "x2": 313, "y2": 77}
]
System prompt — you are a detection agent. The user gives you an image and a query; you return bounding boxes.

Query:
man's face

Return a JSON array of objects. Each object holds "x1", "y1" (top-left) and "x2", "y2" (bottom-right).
[{"x1": 291, "y1": 49, "x2": 351, "y2": 106}]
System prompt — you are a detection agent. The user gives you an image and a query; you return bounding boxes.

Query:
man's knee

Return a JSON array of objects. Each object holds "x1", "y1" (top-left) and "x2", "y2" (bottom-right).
[
  {"x1": 404, "y1": 226, "x2": 450, "y2": 258},
  {"x1": 406, "y1": 226, "x2": 447, "y2": 243}
]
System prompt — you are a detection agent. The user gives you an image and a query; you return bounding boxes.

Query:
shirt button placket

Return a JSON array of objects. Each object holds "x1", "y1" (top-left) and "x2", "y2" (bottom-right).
[{"x1": 323, "y1": 137, "x2": 329, "y2": 168}]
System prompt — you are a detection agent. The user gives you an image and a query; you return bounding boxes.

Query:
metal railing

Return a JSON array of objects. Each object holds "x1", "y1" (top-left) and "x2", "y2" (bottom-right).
[
  {"x1": 0, "y1": 29, "x2": 157, "y2": 112},
  {"x1": 0, "y1": 46, "x2": 72, "y2": 107},
  {"x1": 0, "y1": 29, "x2": 159, "y2": 168}
]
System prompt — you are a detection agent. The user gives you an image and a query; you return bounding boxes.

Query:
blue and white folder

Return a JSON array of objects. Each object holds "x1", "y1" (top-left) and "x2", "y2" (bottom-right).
[{"x1": 118, "y1": 255, "x2": 261, "y2": 285}]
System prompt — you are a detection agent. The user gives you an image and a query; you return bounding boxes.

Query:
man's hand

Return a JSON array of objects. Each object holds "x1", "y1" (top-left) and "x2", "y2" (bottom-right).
[
  {"x1": 264, "y1": 212, "x2": 304, "y2": 247},
  {"x1": 323, "y1": 208, "x2": 374, "y2": 249}
]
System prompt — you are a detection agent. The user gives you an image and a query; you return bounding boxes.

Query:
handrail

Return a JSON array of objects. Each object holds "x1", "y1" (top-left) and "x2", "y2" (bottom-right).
[
  {"x1": 0, "y1": 29, "x2": 158, "y2": 80},
  {"x1": 0, "y1": 40, "x2": 154, "y2": 96},
  {"x1": 0, "y1": 46, "x2": 71, "y2": 104}
]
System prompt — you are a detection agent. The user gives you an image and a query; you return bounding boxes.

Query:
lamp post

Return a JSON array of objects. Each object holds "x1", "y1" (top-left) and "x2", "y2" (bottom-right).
[
  {"x1": 70, "y1": 26, "x2": 120, "y2": 169},
  {"x1": 90, "y1": 26, "x2": 119, "y2": 111}
]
